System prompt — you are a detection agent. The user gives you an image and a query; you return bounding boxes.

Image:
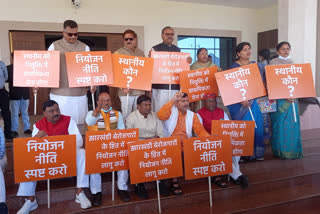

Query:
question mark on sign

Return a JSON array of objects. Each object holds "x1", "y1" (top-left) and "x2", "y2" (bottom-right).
[
  {"x1": 126, "y1": 76, "x2": 133, "y2": 88},
  {"x1": 288, "y1": 85, "x2": 294, "y2": 97},
  {"x1": 240, "y1": 88, "x2": 247, "y2": 100}
]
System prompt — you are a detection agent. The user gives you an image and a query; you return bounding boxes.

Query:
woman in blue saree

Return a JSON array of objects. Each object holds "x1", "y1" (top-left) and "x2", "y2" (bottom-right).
[
  {"x1": 227, "y1": 42, "x2": 265, "y2": 160},
  {"x1": 269, "y1": 42, "x2": 302, "y2": 159}
]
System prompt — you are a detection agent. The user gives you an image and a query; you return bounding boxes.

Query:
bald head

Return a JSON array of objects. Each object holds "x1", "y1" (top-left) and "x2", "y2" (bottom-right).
[{"x1": 98, "y1": 92, "x2": 112, "y2": 110}]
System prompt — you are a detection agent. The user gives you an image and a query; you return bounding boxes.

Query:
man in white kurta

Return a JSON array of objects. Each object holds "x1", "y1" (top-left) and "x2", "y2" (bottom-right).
[
  {"x1": 17, "y1": 100, "x2": 96, "y2": 214},
  {"x1": 85, "y1": 92, "x2": 130, "y2": 203},
  {"x1": 113, "y1": 29, "x2": 146, "y2": 120},
  {"x1": 48, "y1": 20, "x2": 94, "y2": 134},
  {"x1": 126, "y1": 95, "x2": 164, "y2": 198}
]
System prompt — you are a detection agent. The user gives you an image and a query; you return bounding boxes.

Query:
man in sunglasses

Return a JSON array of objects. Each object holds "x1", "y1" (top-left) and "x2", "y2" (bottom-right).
[
  {"x1": 114, "y1": 29, "x2": 146, "y2": 120},
  {"x1": 149, "y1": 26, "x2": 192, "y2": 113},
  {"x1": 48, "y1": 20, "x2": 94, "y2": 134}
]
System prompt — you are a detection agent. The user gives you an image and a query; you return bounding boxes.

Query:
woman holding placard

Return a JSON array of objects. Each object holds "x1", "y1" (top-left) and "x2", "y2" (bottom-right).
[
  {"x1": 227, "y1": 42, "x2": 265, "y2": 161},
  {"x1": 190, "y1": 48, "x2": 222, "y2": 112},
  {"x1": 269, "y1": 42, "x2": 302, "y2": 159}
]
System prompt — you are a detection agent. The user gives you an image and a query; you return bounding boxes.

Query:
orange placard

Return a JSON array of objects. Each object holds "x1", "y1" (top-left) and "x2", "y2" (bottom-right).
[
  {"x1": 13, "y1": 135, "x2": 76, "y2": 183},
  {"x1": 128, "y1": 137, "x2": 183, "y2": 184},
  {"x1": 184, "y1": 135, "x2": 233, "y2": 180},
  {"x1": 65, "y1": 51, "x2": 113, "y2": 87},
  {"x1": 13, "y1": 50, "x2": 60, "y2": 87},
  {"x1": 85, "y1": 129, "x2": 139, "y2": 174},
  {"x1": 265, "y1": 63, "x2": 316, "y2": 99},
  {"x1": 180, "y1": 67, "x2": 218, "y2": 102},
  {"x1": 215, "y1": 63, "x2": 266, "y2": 106},
  {"x1": 211, "y1": 120, "x2": 255, "y2": 156},
  {"x1": 112, "y1": 54, "x2": 153, "y2": 91},
  {"x1": 151, "y1": 51, "x2": 190, "y2": 84}
]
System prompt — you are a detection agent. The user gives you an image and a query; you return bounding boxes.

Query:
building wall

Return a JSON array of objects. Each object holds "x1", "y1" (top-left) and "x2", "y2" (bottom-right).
[{"x1": 0, "y1": 0, "x2": 278, "y2": 64}]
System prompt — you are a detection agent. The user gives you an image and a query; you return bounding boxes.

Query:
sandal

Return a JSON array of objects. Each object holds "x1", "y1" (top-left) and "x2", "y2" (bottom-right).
[
  {"x1": 213, "y1": 176, "x2": 228, "y2": 188},
  {"x1": 171, "y1": 182, "x2": 183, "y2": 195}
]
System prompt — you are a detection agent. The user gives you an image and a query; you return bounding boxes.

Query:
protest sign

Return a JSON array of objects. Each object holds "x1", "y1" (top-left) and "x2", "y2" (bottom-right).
[
  {"x1": 85, "y1": 129, "x2": 138, "y2": 174},
  {"x1": 65, "y1": 51, "x2": 113, "y2": 87},
  {"x1": 14, "y1": 135, "x2": 76, "y2": 183},
  {"x1": 128, "y1": 136, "x2": 183, "y2": 184},
  {"x1": 180, "y1": 67, "x2": 218, "y2": 102},
  {"x1": 215, "y1": 63, "x2": 266, "y2": 106},
  {"x1": 13, "y1": 50, "x2": 60, "y2": 88},
  {"x1": 184, "y1": 135, "x2": 232, "y2": 180},
  {"x1": 265, "y1": 63, "x2": 315, "y2": 99},
  {"x1": 211, "y1": 120, "x2": 255, "y2": 156},
  {"x1": 112, "y1": 54, "x2": 153, "y2": 91},
  {"x1": 151, "y1": 51, "x2": 190, "y2": 84}
]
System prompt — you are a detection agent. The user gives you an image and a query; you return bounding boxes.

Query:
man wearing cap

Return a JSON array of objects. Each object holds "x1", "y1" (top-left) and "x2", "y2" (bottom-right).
[{"x1": 197, "y1": 93, "x2": 249, "y2": 189}]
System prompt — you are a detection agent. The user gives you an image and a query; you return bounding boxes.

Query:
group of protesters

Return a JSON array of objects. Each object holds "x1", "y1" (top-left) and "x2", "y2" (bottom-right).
[{"x1": 0, "y1": 19, "x2": 304, "y2": 214}]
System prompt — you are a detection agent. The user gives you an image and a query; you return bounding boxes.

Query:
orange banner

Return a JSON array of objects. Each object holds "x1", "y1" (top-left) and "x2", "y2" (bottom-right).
[
  {"x1": 13, "y1": 135, "x2": 77, "y2": 183},
  {"x1": 215, "y1": 63, "x2": 266, "y2": 106},
  {"x1": 13, "y1": 50, "x2": 60, "y2": 88},
  {"x1": 85, "y1": 129, "x2": 139, "y2": 174},
  {"x1": 179, "y1": 67, "x2": 218, "y2": 102},
  {"x1": 184, "y1": 135, "x2": 233, "y2": 180},
  {"x1": 112, "y1": 54, "x2": 153, "y2": 91},
  {"x1": 128, "y1": 136, "x2": 183, "y2": 184},
  {"x1": 65, "y1": 51, "x2": 113, "y2": 87},
  {"x1": 265, "y1": 63, "x2": 316, "y2": 99},
  {"x1": 151, "y1": 51, "x2": 190, "y2": 84},
  {"x1": 211, "y1": 120, "x2": 255, "y2": 156}
]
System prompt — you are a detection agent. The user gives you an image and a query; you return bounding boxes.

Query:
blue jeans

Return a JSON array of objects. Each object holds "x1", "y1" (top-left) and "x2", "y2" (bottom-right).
[{"x1": 10, "y1": 99, "x2": 30, "y2": 132}]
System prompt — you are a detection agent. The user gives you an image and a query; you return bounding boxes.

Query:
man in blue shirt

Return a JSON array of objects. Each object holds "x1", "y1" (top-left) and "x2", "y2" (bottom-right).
[{"x1": 0, "y1": 61, "x2": 13, "y2": 140}]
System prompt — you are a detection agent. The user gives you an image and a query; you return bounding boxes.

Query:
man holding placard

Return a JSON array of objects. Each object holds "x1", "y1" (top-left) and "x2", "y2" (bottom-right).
[
  {"x1": 158, "y1": 91, "x2": 209, "y2": 195},
  {"x1": 86, "y1": 92, "x2": 130, "y2": 203},
  {"x1": 48, "y1": 20, "x2": 95, "y2": 133},
  {"x1": 17, "y1": 100, "x2": 93, "y2": 213},
  {"x1": 126, "y1": 95, "x2": 165, "y2": 198},
  {"x1": 150, "y1": 26, "x2": 192, "y2": 113},
  {"x1": 198, "y1": 93, "x2": 248, "y2": 189},
  {"x1": 114, "y1": 29, "x2": 146, "y2": 120}
]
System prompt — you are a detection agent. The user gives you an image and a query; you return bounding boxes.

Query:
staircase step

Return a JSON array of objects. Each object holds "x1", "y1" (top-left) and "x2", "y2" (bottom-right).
[{"x1": 8, "y1": 173, "x2": 320, "y2": 214}]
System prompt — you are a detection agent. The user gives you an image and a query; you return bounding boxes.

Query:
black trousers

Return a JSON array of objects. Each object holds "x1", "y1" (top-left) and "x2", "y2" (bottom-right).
[{"x1": 0, "y1": 89, "x2": 11, "y2": 136}]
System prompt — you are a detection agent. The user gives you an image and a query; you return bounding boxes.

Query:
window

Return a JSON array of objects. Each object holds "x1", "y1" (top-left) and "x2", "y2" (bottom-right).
[{"x1": 178, "y1": 36, "x2": 236, "y2": 70}]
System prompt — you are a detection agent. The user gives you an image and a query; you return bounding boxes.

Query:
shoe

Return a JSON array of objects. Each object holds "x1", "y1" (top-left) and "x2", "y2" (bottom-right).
[
  {"x1": 135, "y1": 183, "x2": 148, "y2": 199},
  {"x1": 0, "y1": 202, "x2": 8, "y2": 214},
  {"x1": 171, "y1": 182, "x2": 183, "y2": 196},
  {"x1": 256, "y1": 157, "x2": 264, "y2": 161},
  {"x1": 24, "y1": 129, "x2": 32, "y2": 135},
  {"x1": 12, "y1": 131, "x2": 19, "y2": 138},
  {"x1": 92, "y1": 192, "x2": 102, "y2": 206},
  {"x1": 159, "y1": 181, "x2": 170, "y2": 197},
  {"x1": 17, "y1": 199, "x2": 38, "y2": 214},
  {"x1": 118, "y1": 190, "x2": 131, "y2": 202},
  {"x1": 237, "y1": 175, "x2": 249, "y2": 189},
  {"x1": 212, "y1": 176, "x2": 228, "y2": 188},
  {"x1": 75, "y1": 191, "x2": 92, "y2": 209}
]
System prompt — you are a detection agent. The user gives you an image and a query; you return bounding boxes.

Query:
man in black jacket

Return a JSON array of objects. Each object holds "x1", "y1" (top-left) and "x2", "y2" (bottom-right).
[{"x1": 7, "y1": 60, "x2": 31, "y2": 137}]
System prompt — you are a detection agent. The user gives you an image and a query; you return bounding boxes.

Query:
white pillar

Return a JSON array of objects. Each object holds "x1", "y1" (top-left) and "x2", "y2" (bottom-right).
[{"x1": 278, "y1": 0, "x2": 318, "y2": 80}]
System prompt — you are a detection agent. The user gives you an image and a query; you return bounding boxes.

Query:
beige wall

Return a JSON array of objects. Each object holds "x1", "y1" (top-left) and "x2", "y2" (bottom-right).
[{"x1": 0, "y1": 0, "x2": 278, "y2": 64}]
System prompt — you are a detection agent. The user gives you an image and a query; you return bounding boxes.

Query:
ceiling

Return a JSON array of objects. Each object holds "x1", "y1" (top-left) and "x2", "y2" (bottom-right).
[{"x1": 165, "y1": 0, "x2": 277, "y2": 9}]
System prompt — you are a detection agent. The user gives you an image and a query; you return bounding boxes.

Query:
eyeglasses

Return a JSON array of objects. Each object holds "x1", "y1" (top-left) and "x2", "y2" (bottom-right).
[
  {"x1": 164, "y1": 33, "x2": 174, "y2": 36},
  {"x1": 66, "y1": 33, "x2": 78, "y2": 37},
  {"x1": 124, "y1": 38, "x2": 134, "y2": 41}
]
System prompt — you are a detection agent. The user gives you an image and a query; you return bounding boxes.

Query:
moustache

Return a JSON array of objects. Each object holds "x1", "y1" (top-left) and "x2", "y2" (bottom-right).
[{"x1": 54, "y1": 115, "x2": 60, "y2": 118}]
